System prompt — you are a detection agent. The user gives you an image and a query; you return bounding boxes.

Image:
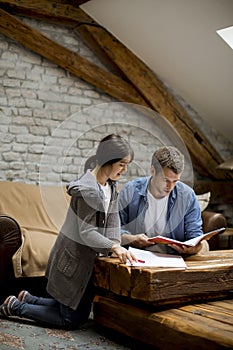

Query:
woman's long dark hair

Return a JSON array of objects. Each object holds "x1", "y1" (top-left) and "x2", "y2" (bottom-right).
[{"x1": 96, "y1": 134, "x2": 134, "y2": 167}]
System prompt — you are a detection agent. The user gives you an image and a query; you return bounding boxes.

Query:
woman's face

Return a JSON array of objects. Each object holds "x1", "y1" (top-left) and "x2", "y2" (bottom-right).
[{"x1": 108, "y1": 154, "x2": 132, "y2": 181}]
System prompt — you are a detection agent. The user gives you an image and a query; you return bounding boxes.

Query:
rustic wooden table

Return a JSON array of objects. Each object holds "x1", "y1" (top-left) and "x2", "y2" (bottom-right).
[{"x1": 93, "y1": 250, "x2": 233, "y2": 349}]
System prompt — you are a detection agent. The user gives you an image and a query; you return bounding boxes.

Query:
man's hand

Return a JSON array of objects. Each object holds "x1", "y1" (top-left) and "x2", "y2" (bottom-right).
[
  {"x1": 168, "y1": 240, "x2": 208, "y2": 255},
  {"x1": 121, "y1": 233, "x2": 155, "y2": 249}
]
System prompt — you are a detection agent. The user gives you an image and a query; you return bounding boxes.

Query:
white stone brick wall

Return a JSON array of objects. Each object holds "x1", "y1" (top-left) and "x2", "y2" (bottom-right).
[{"x1": 0, "y1": 17, "x2": 232, "y2": 224}]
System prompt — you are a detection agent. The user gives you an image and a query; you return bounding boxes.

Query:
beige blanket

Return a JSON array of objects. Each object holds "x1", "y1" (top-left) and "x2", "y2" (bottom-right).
[{"x1": 0, "y1": 181, "x2": 69, "y2": 277}]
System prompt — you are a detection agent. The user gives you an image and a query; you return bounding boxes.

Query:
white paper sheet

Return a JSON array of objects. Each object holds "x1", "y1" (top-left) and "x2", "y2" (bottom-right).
[{"x1": 127, "y1": 247, "x2": 187, "y2": 268}]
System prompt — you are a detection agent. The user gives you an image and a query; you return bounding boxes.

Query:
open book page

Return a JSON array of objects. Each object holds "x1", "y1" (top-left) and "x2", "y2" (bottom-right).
[
  {"x1": 148, "y1": 227, "x2": 225, "y2": 247},
  {"x1": 126, "y1": 247, "x2": 187, "y2": 268}
]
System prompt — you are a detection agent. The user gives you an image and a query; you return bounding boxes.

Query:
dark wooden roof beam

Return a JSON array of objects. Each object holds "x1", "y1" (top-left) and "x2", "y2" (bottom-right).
[
  {"x1": 0, "y1": 8, "x2": 147, "y2": 106},
  {"x1": 0, "y1": 0, "x2": 93, "y2": 25}
]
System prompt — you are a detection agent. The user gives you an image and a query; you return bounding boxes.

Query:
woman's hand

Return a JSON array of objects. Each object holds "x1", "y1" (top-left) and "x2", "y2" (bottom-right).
[
  {"x1": 111, "y1": 244, "x2": 137, "y2": 265},
  {"x1": 121, "y1": 233, "x2": 155, "y2": 249}
]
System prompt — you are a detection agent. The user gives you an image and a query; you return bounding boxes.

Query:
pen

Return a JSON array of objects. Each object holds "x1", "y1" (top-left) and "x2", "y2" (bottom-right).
[{"x1": 137, "y1": 259, "x2": 145, "y2": 263}]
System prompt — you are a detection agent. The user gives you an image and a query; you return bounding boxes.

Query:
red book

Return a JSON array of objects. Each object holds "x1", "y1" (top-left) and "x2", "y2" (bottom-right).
[{"x1": 148, "y1": 227, "x2": 225, "y2": 247}]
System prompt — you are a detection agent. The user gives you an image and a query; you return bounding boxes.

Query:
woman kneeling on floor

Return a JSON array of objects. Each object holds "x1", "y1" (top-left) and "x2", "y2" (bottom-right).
[{"x1": 0, "y1": 134, "x2": 136, "y2": 329}]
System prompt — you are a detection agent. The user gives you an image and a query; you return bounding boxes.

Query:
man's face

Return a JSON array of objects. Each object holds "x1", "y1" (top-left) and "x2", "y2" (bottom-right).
[{"x1": 150, "y1": 166, "x2": 180, "y2": 199}]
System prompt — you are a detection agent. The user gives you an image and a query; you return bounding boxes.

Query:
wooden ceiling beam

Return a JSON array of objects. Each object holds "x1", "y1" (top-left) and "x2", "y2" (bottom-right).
[
  {"x1": 0, "y1": 0, "x2": 127, "y2": 76},
  {"x1": 0, "y1": 8, "x2": 147, "y2": 107},
  {"x1": 58, "y1": 0, "x2": 90, "y2": 6},
  {"x1": 0, "y1": 0, "x2": 94, "y2": 25}
]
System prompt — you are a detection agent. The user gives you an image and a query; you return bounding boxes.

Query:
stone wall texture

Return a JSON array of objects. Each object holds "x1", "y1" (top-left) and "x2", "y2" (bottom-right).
[{"x1": 0, "y1": 17, "x2": 232, "y2": 225}]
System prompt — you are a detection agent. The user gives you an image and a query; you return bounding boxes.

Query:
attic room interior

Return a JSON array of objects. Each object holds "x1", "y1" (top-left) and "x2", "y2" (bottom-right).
[{"x1": 0, "y1": 1, "x2": 233, "y2": 349}]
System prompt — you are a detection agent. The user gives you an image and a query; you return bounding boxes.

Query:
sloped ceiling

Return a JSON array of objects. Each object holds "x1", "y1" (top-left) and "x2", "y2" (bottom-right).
[{"x1": 81, "y1": 0, "x2": 233, "y2": 142}]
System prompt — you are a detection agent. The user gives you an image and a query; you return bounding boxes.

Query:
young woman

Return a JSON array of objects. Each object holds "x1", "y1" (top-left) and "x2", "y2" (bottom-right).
[{"x1": 0, "y1": 134, "x2": 136, "y2": 329}]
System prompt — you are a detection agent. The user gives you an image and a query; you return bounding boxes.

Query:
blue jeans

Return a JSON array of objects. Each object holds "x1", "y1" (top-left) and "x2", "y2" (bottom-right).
[{"x1": 12, "y1": 278, "x2": 94, "y2": 329}]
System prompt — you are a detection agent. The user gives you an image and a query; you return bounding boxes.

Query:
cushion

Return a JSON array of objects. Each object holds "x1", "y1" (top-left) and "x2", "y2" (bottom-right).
[{"x1": 196, "y1": 192, "x2": 211, "y2": 212}]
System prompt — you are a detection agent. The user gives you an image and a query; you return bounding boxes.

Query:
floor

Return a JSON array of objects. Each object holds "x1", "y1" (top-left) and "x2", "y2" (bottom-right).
[{"x1": 0, "y1": 314, "x2": 154, "y2": 350}]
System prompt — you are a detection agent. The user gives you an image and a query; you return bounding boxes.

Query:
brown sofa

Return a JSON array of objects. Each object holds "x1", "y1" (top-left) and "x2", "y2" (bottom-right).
[{"x1": 0, "y1": 181, "x2": 227, "y2": 302}]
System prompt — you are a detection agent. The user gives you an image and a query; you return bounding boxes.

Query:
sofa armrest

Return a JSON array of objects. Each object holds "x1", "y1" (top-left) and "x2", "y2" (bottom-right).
[
  {"x1": 0, "y1": 215, "x2": 22, "y2": 285},
  {"x1": 201, "y1": 211, "x2": 227, "y2": 232},
  {"x1": 201, "y1": 211, "x2": 227, "y2": 250}
]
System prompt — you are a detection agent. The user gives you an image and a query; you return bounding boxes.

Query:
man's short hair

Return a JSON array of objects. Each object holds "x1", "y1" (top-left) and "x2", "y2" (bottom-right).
[{"x1": 151, "y1": 146, "x2": 184, "y2": 174}]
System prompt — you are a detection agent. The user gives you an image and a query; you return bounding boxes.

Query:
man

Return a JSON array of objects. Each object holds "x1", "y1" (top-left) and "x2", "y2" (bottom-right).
[{"x1": 118, "y1": 146, "x2": 207, "y2": 255}]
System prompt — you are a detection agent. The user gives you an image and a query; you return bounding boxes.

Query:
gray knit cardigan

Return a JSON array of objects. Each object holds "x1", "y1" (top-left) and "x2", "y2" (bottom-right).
[{"x1": 46, "y1": 170, "x2": 120, "y2": 309}]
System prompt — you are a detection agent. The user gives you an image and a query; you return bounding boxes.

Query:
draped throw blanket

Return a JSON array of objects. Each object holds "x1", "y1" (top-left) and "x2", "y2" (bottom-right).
[{"x1": 0, "y1": 181, "x2": 69, "y2": 277}]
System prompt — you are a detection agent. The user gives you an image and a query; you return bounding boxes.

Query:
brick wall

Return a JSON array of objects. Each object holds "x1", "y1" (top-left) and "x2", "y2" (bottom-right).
[{"x1": 0, "y1": 17, "x2": 232, "y2": 224}]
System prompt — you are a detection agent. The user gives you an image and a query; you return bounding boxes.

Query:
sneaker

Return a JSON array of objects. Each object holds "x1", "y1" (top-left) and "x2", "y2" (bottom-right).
[
  {"x1": 0, "y1": 296, "x2": 18, "y2": 317},
  {"x1": 18, "y1": 290, "x2": 29, "y2": 303}
]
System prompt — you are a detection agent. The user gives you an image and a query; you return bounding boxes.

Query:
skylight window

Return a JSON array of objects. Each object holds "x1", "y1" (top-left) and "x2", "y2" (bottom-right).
[{"x1": 216, "y1": 26, "x2": 233, "y2": 49}]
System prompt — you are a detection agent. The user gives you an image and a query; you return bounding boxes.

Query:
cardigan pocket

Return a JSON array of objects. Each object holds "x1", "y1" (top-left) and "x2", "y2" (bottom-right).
[{"x1": 57, "y1": 248, "x2": 79, "y2": 278}]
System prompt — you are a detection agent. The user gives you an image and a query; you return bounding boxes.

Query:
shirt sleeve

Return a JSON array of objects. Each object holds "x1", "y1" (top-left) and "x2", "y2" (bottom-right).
[{"x1": 184, "y1": 191, "x2": 203, "y2": 239}]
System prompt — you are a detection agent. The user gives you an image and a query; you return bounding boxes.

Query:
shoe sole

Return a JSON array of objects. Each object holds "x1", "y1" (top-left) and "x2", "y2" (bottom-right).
[
  {"x1": 18, "y1": 290, "x2": 29, "y2": 303},
  {"x1": 0, "y1": 296, "x2": 17, "y2": 317}
]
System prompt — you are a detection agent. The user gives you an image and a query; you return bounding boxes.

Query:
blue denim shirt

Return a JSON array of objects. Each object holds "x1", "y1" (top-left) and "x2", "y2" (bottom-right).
[{"x1": 118, "y1": 176, "x2": 203, "y2": 251}]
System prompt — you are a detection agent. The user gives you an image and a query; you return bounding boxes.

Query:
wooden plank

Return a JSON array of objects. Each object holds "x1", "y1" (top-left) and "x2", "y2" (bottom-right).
[
  {"x1": 156, "y1": 308, "x2": 233, "y2": 348},
  {"x1": 130, "y1": 263, "x2": 233, "y2": 303},
  {"x1": 180, "y1": 302, "x2": 233, "y2": 324},
  {"x1": 0, "y1": 8, "x2": 147, "y2": 106},
  {"x1": 94, "y1": 295, "x2": 233, "y2": 349},
  {"x1": 0, "y1": 0, "x2": 93, "y2": 25},
  {"x1": 208, "y1": 299, "x2": 233, "y2": 312},
  {"x1": 94, "y1": 257, "x2": 132, "y2": 298},
  {"x1": 185, "y1": 250, "x2": 233, "y2": 260},
  {"x1": 61, "y1": 0, "x2": 89, "y2": 5},
  {"x1": 94, "y1": 252, "x2": 233, "y2": 305},
  {"x1": 0, "y1": 0, "x2": 125, "y2": 76}
]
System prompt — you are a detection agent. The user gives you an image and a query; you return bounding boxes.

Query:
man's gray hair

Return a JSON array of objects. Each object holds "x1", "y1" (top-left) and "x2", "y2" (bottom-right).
[{"x1": 151, "y1": 146, "x2": 184, "y2": 174}]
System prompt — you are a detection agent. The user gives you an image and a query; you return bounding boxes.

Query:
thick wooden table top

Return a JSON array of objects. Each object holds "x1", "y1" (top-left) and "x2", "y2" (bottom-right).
[{"x1": 94, "y1": 250, "x2": 233, "y2": 306}]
